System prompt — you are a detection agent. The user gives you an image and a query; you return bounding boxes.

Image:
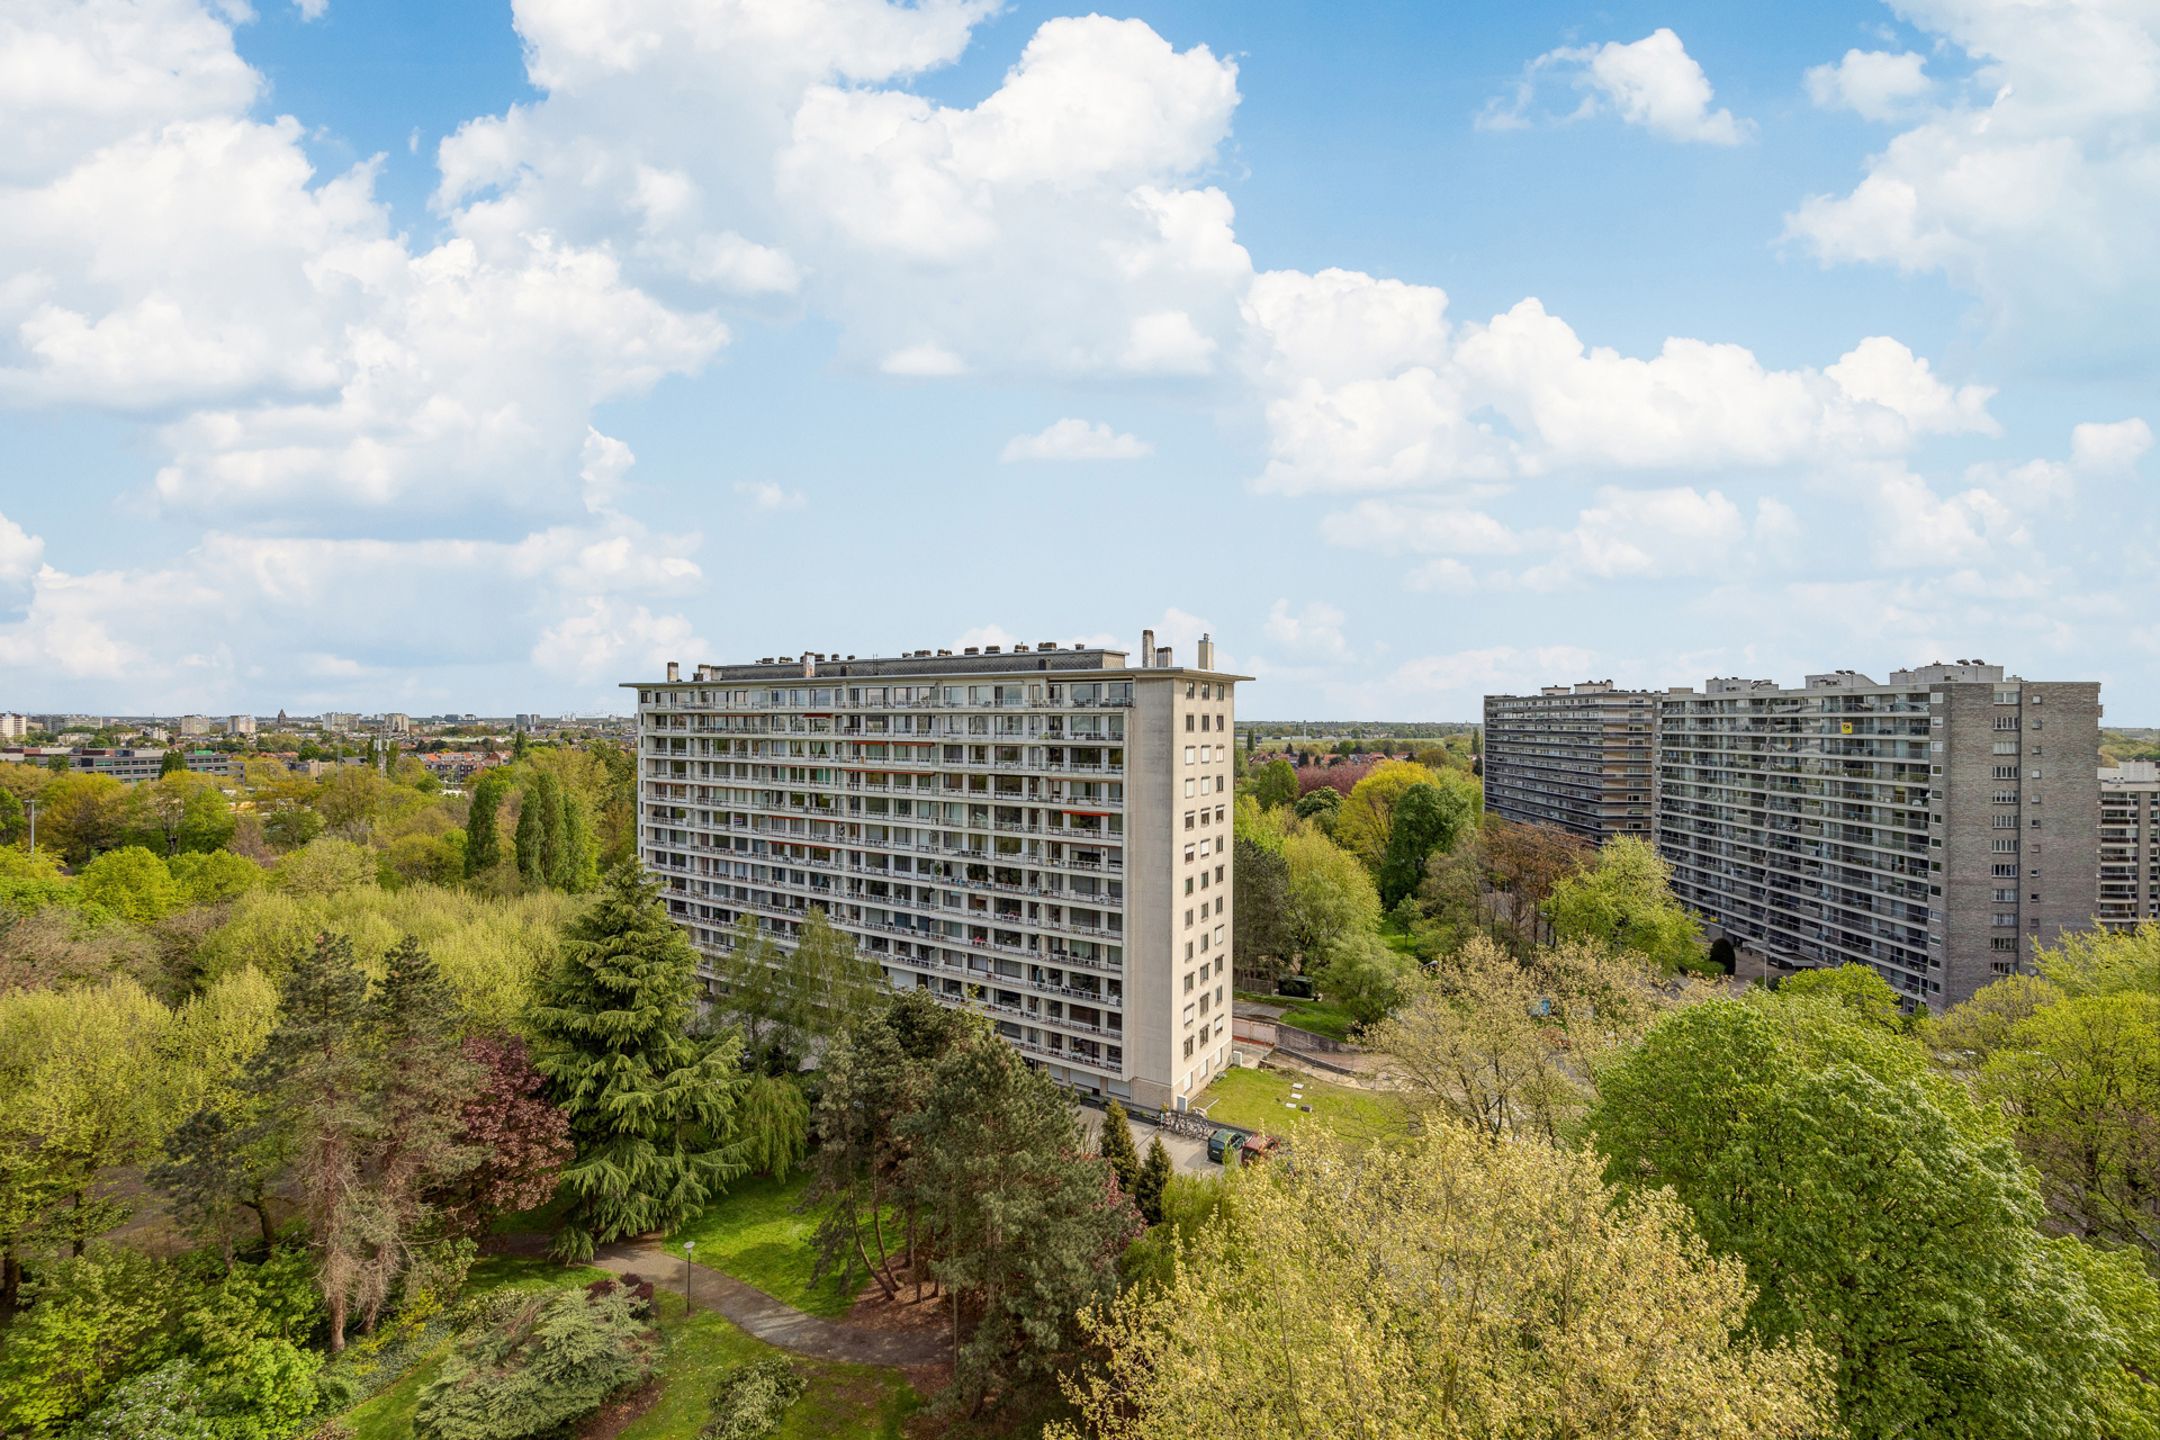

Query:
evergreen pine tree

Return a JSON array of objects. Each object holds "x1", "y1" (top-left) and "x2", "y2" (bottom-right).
[
  {"x1": 534, "y1": 772, "x2": 567, "y2": 888},
  {"x1": 464, "y1": 770, "x2": 505, "y2": 877},
  {"x1": 1098, "y1": 1099, "x2": 1143, "y2": 1200},
  {"x1": 528, "y1": 862, "x2": 748, "y2": 1260},
  {"x1": 560, "y1": 791, "x2": 594, "y2": 892},
  {"x1": 243, "y1": 933, "x2": 379, "y2": 1351},
  {"x1": 513, "y1": 791, "x2": 544, "y2": 884},
  {"x1": 1135, "y1": 1137, "x2": 1172, "y2": 1227}
]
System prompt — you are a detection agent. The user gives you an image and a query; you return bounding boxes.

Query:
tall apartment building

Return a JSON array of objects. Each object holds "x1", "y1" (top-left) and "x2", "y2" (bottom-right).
[
  {"x1": 2100, "y1": 761, "x2": 2160, "y2": 930},
  {"x1": 1481, "y1": 682, "x2": 1655, "y2": 842},
  {"x1": 1655, "y1": 662, "x2": 2100, "y2": 1008},
  {"x1": 628, "y1": 631, "x2": 1247, "y2": 1111}
]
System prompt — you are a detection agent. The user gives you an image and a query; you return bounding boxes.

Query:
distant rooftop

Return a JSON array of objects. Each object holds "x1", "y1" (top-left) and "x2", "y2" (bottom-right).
[{"x1": 633, "y1": 630, "x2": 1243, "y2": 685}]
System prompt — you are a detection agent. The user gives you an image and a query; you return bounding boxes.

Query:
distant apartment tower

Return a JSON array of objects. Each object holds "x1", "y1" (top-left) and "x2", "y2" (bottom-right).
[
  {"x1": 1655, "y1": 661, "x2": 2100, "y2": 1008},
  {"x1": 1481, "y1": 682, "x2": 1655, "y2": 843},
  {"x1": 228, "y1": 714, "x2": 256, "y2": 737},
  {"x1": 2100, "y1": 761, "x2": 2160, "y2": 931},
  {"x1": 178, "y1": 714, "x2": 216, "y2": 737},
  {"x1": 628, "y1": 631, "x2": 1246, "y2": 1110},
  {"x1": 0, "y1": 713, "x2": 25, "y2": 740}
]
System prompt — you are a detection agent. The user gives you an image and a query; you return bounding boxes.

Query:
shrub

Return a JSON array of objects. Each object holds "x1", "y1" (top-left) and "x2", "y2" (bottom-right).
[
  {"x1": 414, "y1": 1287, "x2": 652, "y2": 1440},
  {"x1": 703, "y1": 1358, "x2": 807, "y2": 1440}
]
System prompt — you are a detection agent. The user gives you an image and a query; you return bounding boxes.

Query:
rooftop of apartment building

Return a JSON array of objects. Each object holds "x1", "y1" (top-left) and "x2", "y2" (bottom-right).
[
  {"x1": 632, "y1": 628, "x2": 1245, "y2": 686},
  {"x1": 2103, "y1": 760, "x2": 2160, "y2": 787},
  {"x1": 1668, "y1": 659, "x2": 2038, "y2": 696}
]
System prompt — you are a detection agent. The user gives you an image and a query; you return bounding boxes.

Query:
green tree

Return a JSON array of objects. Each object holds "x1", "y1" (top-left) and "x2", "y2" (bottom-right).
[
  {"x1": 416, "y1": 1287, "x2": 652, "y2": 1440},
  {"x1": 514, "y1": 791, "x2": 544, "y2": 885},
  {"x1": 1591, "y1": 994, "x2": 2128, "y2": 1439},
  {"x1": 159, "y1": 749, "x2": 187, "y2": 777},
  {"x1": 1376, "y1": 778, "x2": 1473, "y2": 908},
  {"x1": 77, "y1": 845, "x2": 185, "y2": 923},
  {"x1": 1231, "y1": 836, "x2": 1294, "y2": 989},
  {"x1": 1097, "y1": 1099, "x2": 1142, "y2": 1199},
  {"x1": 462, "y1": 769, "x2": 508, "y2": 878},
  {"x1": 1332, "y1": 759, "x2": 1441, "y2": 868},
  {"x1": 241, "y1": 931, "x2": 378, "y2": 1351},
  {"x1": 529, "y1": 862, "x2": 748, "y2": 1260},
  {"x1": 37, "y1": 772, "x2": 132, "y2": 864},
  {"x1": 533, "y1": 772, "x2": 567, "y2": 888},
  {"x1": 0, "y1": 1243, "x2": 178, "y2": 1436},
  {"x1": 1546, "y1": 835, "x2": 1703, "y2": 972},
  {"x1": 1780, "y1": 963, "x2": 1906, "y2": 1030},
  {"x1": 1133, "y1": 1137, "x2": 1171, "y2": 1227},
  {"x1": 124, "y1": 771, "x2": 234, "y2": 855},
  {"x1": 1054, "y1": 1128, "x2": 1832, "y2": 1440},
  {"x1": 167, "y1": 849, "x2": 265, "y2": 905},
  {"x1": 908, "y1": 1030, "x2": 1139, "y2": 1416},
  {"x1": 734, "y1": 1072, "x2": 811, "y2": 1182},
  {"x1": 1292, "y1": 784, "x2": 1342, "y2": 832},
  {"x1": 1247, "y1": 757, "x2": 1296, "y2": 811},
  {"x1": 1280, "y1": 828, "x2": 1380, "y2": 961},
  {"x1": 1312, "y1": 929, "x2": 1411, "y2": 1029}
]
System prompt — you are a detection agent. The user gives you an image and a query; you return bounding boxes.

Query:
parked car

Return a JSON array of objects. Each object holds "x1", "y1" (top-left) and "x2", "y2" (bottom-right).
[
  {"x1": 1239, "y1": 1134, "x2": 1283, "y2": 1166},
  {"x1": 1207, "y1": 1128, "x2": 1245, "y2": 1164}
]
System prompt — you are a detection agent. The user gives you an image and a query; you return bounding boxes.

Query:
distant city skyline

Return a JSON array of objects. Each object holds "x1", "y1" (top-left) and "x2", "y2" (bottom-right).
[{"x1": 4, "y1": 1, "x2": 2156, "y2": 720}]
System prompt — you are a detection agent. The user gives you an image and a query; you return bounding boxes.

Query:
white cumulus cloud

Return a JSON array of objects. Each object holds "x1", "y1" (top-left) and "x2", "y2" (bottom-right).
[
  {"x1": 1483, "y1": 28, "x2": 1752, "y2": 145},
  {"x1": 1000, "y1": 418, "x2": 1153, "y2": 462}
]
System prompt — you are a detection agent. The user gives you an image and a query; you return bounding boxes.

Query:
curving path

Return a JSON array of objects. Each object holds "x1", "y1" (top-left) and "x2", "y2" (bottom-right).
[{"x1": 590, "y1": 1239, "x2": 947, "y2": 1368}]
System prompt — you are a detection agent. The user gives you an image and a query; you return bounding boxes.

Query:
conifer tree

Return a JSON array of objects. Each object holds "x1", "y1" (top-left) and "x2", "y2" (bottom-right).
[
  {"x1": 559, "y1": 791, "x2": 595, "y2": 891},
  {"x1": 463, "y1": 770, "x2": 506, "y2": 877},
  {"x1": 529, "y1": 862, "x2": 748, "y2": 1260},
  {"x1": 534, "y1": 772, "x2": 567, "y2": 888},
  {"x1": 513, "y1": 791, "x2": 543, "y2": 884},
  {"x1": 1098, "y1": 1099, "x2": 1142, "y2": 1200},
  {"x1": 1135, "y1": 1137, "x2": 1172, "y2": 1227}
]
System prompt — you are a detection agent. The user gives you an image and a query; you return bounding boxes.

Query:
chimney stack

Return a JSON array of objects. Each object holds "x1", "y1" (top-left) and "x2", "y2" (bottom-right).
[
  {"x1": 1156, "y1": 646, "x2": 1172, "y2": 668},
  {"x1": 1140, "y1": 629, "x2": 1155, "y2": 666},
  {"x1": 1196, "y1": 633, "x2": 1216, "y2": 670},
  {"x1": 803, "y1": 653, "x2": 816, "y2": 678},
  {"x1": 665, "y1": 661, "x2": 680, "y2": 682}
]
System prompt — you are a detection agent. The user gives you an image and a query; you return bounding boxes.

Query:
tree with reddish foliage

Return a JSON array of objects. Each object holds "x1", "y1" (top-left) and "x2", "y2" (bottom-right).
[
  {"x1": 1484, "y1": 817, "x2": 1594, "y2": 953},
  {"x1": 1295, "y1": 758, "x2": 1378, "y2": 796},
  {"x1": 432, "y1": 1032, "x2": 572, "y2": 1234}
]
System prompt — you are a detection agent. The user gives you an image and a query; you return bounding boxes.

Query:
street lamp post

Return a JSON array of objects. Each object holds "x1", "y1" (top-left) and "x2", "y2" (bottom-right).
[{"x1": 683, "y1": 1239, "x2": 695, "y2": 1313}]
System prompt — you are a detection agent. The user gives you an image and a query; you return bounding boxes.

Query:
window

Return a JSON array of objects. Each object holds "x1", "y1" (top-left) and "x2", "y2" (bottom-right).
[
  {"x1": 1184, "y1": 745, "x2": 1196, "y2": 764},
  {"x1": 1184, "y1": 876, "x2": 1194, "y2": 895},
  {"x1": 1185, "y1": 715, "x2": 1194, "y2": 732}
]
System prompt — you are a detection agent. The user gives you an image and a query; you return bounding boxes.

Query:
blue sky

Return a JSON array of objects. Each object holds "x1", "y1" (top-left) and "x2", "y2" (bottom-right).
[{"x1": 2, "y1": 0, "x2": 2155, "y2": 720}]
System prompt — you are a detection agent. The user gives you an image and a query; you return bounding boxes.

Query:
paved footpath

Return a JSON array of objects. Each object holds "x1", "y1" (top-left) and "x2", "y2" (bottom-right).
[{"x1": 590, "y1": 1240, "x2": 946, "y2": 1368}]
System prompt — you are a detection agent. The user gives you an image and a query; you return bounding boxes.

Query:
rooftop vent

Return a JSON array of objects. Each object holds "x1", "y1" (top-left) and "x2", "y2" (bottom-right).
[
  {"x1": 938, "y1": 648, "x2": 953, "y2": 657},
  {"x1": 1039, "y1": 640, "x2": 1057, "y2": 650},
  {"x1": 984, "y1": 645, "x2": 1001, "y2": 654},
  {"x1": 964, "y1": 646, "x2": 980, "y2": 656}
]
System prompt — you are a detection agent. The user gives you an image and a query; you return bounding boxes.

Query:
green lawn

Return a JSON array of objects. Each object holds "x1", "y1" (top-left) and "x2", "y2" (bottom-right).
[
  {"x1": 619, "y1": 1290, "x2": 919, "y2": 1440},
  {"x1": 665, "y1": 1171, "x2": 876, "y2": 1319},
  {"x1": 1196, "y1": 1065, "x2": 1404, "y2": 1146},
  {"x1": 1232, "y1": 989, "x2": 1361, "y2": 1042}
]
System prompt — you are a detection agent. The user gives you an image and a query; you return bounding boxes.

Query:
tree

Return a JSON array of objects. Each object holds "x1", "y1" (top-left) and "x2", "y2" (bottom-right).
[
  {"x1": 1483, "y1": 818, "x2": 1595, "y2": 952},
  {"x1": 355, "y1": 937, "x2": 483, "y2": 1333},
  {"x1": 1591, "y1": 994, "x2": 2131, "y2": 1438},
  {"x1": 1332, "y1": 759, "x2": 1441, "y2": 868},
  {"x1": 717, "y1": 909, "x2": 882, "y2": 1073},
  {"x1": 168, "y1": 849, "x2": 265, "y2": 906},
  {"x1": 1230, "y1": 837, "x2": 1293, "y2": 990},
  {"x1": 159, "y1": 749, "x2": 187, "y2": 777},
  {"x1": 0, "y1": 977, "x2": 172, "y2": 1290},
  {"x1": 37, "y1": 772, "x2": 132, "y2": 864},
  {"x1": 432, "y1": 1032, "x2": 573, "y2": 1235},
  {"x1": 1376, "y1": 778, "x2": 1473, "y2": 908},
  {"x1": 1280, "y1": 827, "x2": 1380, "y2": 961},
  {"x1": 416, "y1": 1287, "x2": 653, "y2": 1440},
  {"x1": 1097, "y1": 1099, "x2": 1142, "y2": 1200},
  {"x1": 1546, "y1": 835, "x2": 1703, "y2": 972},
  {"x1": 1979, "y1": 987, "x2": 2160, "y2": 1255},
  {"x1": 907, "y1": 1031, "x2": 1139, "y2": 1416},
  {"x1": 558, "y1": 790, "x2": 595, "y2": 892},
  {"x1": 1779, "y1": 963, "x2": 1906, "y2": 1029},
  {"x1": 533, "y1": 772, "x2": 567, "y2": 888},
  {"x1": 1133, "y1": 1137, "x2": 1170, "y2": 1227},
  {"x1": 1313, "y1": 930, "x2": 1411, "y2": 1028},
  {"x1": 1247, "y1": 757, "x2": 1296, "y2": 811},
  {"x1": 529, "y1": 861, "x2": 748, "y2": 1260},
  {"x1": 1292, "y1": 783, "x2": 1342, "y2": 828},
  {"x1": 514, "y1": 791, "x2": 544, "y2": 885},
  {"x1": 735, "y1": 1071, "x2": 811, "y2": 1182},
  {"x1": 463, "y1": 769, "x2": 508, "y2": 877},
  {"x1": 241, "y1": 932, "x2": 379, "y2": 1351},
  {"x1": 0, "y1": 1242, "x2": 180, "y2": 1436},
  {"x1": 269, "y1": 837, "x2": 376, "y2": 897},
  {"x1": 1373, "y1": 935, "x2": 1685, "y2": 1144},
  {"x1": 77, "y1": 845, "x2": 185, "y2": 923},
  {"x1": 124, "y1": 771, "x2": 234, "y2": 855},
  {"x1": 1052, "y1": 1127, "x2": 1833, "y2": 1440}
]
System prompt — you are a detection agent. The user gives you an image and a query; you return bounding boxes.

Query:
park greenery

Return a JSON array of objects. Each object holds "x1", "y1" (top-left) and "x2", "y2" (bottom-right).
[{"x1": 6, "y1": 719, "x2": 2160, "y2": 1438}]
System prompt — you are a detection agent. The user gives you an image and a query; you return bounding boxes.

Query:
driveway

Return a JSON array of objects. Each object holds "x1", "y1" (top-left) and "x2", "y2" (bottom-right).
[{"x1": 1075, "y1": 1104, "x2": 1220, "y2": 1177}]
